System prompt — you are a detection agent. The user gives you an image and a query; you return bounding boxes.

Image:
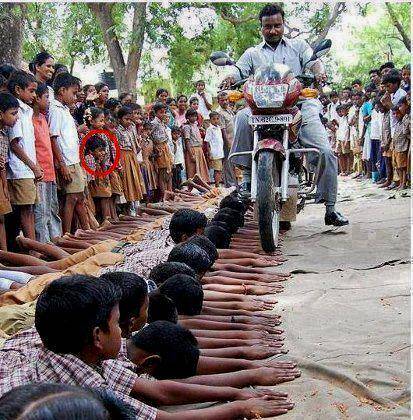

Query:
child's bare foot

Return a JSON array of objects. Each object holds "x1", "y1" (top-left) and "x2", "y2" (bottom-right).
[{"x1": 240, "y1": 396, "x2": 294, "y2": 418}]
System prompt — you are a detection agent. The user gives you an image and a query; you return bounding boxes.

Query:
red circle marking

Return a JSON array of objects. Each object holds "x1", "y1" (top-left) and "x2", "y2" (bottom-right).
[{"x1": 79, "y1": 129, "x2": 121, "y2": 178}]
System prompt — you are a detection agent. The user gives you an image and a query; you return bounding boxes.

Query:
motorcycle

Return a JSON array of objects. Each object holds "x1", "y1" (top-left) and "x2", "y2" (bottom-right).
[{"x1": 211, "y1": 39, "x2": 332, "y2": 253}]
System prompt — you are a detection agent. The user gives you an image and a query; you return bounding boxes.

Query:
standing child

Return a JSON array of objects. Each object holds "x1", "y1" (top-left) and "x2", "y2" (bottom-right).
[
  {"x1": 190, "y1": 80, "x2": 212, "y2": 124},
  {"x1": 182, "y1": 109, "x2": 210, "y2": 185},
  {"x1": 204, "y1": 111, "x2": 225, "y2": 187},
  {"x1": 170, "y1": 126, "x2": 185, "y2": 190},
  {"x1": 392, "y1": 97, "x2": 410, "y2": 190},
  {"x1": 85, "y1": 135, "x2": 112, "y2": 220},
  {"x1": 83, "y1": 107, "x2": 113, "y2": 221},
  {"x1": 7, "y1": 71, "x2": 43, "y2": 245},
  {"x1": 140, "y1": 121, "x2": 157, "y2": 201},
  {"x1": 0, "y1": 93, "x2": 19, "y2": 251},
  {"x1": 115, "y1": 106, "x2": 145, "y2": 213},
  {"x1": 49, "y1": 73, "x2": 88, "y2": 234},
  {"x1": 104, "y1": 113, "x2": 124, "y2": 218},
  {"x1": 335, "y1": 104, "x2": 351, "y2": 175},
  {"x1": 32, "y1": 83, "x2": 62, "y2": 243},
  {"x1": 369, "y1": 98, "x2": 384, "y2": 182},
  {"x1": 150, "y1": 102, "x2": 173, "y2": 201}
]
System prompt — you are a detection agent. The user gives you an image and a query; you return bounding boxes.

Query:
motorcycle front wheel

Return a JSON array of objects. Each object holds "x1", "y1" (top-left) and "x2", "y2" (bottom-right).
[{"x1": 257, "y1": 151, "x2": 281, "y2": 253}]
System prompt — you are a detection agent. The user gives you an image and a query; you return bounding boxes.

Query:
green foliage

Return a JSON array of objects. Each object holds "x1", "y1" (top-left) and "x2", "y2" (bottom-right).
[{"x1": 334, "y1": 3, "x2": 410, "y2": 87}]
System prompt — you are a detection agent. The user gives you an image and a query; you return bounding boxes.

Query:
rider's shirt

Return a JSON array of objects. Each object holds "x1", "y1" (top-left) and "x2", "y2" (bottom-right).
[{"x1": 233, "y1": 37, "x2": 314, "y2": 80}]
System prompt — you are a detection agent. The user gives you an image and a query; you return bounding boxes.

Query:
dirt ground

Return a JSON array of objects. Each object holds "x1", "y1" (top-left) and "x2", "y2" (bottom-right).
[{"x1": 268, "y1": 177, "x2": 410, "y2": 419}]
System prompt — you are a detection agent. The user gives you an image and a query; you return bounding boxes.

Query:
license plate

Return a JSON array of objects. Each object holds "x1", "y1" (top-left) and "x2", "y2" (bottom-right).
[{"x1": 248, "y1": 114, "x2": 293, "y2": 125}]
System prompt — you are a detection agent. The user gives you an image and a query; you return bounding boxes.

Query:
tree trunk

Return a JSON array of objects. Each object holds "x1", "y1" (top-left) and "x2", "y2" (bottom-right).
[
  {"x1": 385, "y1": 3, "x2": 411, "y2": 52},
  {"x1": 311, "y1": 2, "x2": 346, "y2": 48},
  {"x1": 89, "y1": 3, "x2": 146, "y2": 93},
  {"x1": 0, "y1": 3, "x2": 25, "y2": 67}
]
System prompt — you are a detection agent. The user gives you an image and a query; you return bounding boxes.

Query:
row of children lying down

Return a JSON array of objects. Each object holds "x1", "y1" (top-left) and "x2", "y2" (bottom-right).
[{"x1": 0, "y1": 193, "x2": 298, "y2": 419}]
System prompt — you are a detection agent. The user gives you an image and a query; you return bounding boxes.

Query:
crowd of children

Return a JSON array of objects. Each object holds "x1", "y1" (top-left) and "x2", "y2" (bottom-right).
[
  {"x1": 321, "y1": 62, "x2": 410, "y2": 190},
  {"x1": 0, "y1": 53, "x2": 240, "y2": 254},
  {"x1": 0, "y1": 189, "x2": 301, "y2": 419}
]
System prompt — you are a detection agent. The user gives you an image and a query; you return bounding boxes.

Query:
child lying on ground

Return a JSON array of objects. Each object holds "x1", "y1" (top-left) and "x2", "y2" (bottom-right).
[{"x1": 0, "y1": 275, "x2": 295, "y2": 419}]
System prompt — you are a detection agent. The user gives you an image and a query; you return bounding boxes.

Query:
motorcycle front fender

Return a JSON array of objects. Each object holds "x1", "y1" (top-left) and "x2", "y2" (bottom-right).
[{"x1": 253, "y1": 138, "x2": 286, "y2": 161}]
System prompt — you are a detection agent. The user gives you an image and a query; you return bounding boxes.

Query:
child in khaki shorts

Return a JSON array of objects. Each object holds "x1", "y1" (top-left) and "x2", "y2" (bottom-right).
[
  {"x1": 0, "y1": 93, "x2": 21, "y2": 251},
  {"x1": 49, "y1": 73, "x2": 87, "y2": 234},
  {"x1": 7, "y1": 71, "x2": 44, "y2": 247},
  {"x1": 205, "y1": 111, "x2": 225, "y2": 187}
]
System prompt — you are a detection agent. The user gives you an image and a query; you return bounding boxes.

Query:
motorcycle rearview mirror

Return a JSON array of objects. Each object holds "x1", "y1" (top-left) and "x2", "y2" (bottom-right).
[
  {"x1": 313, "y1": 39, "x2": 332, "y2": 58},
  {"x1": 210, "y1": 51, "x2": 236, "y2": 67}
]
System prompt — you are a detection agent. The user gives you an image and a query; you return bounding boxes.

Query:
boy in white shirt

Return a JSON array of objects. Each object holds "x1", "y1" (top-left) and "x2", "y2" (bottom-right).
[
  {"x1": 369, "y1": 99, "x2": 384, "y2": 182},
  {"x1": 7, "y1": 71, "x2": 44, "y2": 244},
  {"x1": 170, "y1": 126, "x2": 185, "y2": 189},
  {"x1": 335, "y1": 104, "x2": 351, "y2": 176},
  {"x1": 190, "y1": 80, "x2": 212, "y2": 124},
  {"x1": 48, "y1": 73, "x2": 87, "y2": 234},
  {"x1": 205, "y1": 111, "x2": 224, "y2": 187}
]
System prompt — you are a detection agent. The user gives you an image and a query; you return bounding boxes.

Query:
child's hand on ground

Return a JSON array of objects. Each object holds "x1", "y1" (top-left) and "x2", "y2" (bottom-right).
[{"x1": 237, "y1": 388, "x2": 289, "y2": 401}]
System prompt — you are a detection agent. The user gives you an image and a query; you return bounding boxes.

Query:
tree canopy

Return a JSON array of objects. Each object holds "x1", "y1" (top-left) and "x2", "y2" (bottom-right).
[{"x1": 0, "y1": 2, "x2": 409, "y2": 96}]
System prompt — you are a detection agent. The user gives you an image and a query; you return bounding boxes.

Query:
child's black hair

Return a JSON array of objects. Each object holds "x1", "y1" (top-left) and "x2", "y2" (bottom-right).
[
  {"x1": 215, "y1": 207, "x2": 244, "y2": 229},
  {"x1": 117, "y1": 106, "x2": 133, "y2": 120},
  {"x1": 219, "y1": 195, "x2": 246, "y2": 213},
  {"x1": 0, "y1": 64, "x2": 17, "y2": 80},
  {"x1": 169, "y1": 208, "x2": 207, "y2": 243},
  {"x1": 177, "y1": 94, "x2": 187, "y2": 102},
  {"x1": 208, "y1": 219, "x2": 231, "y2": 234},
  {"x1": 95, "y1": 82, "x2": 108, "y2": 93},
  {"x1": 7, "y1": 70, "x2": 37, "y2": 96},
  {"x1": 155, "y1": 88, "x2": 168, "y2": 98},
  {"x1": 35, "y1": 82, "x2": 49, "y2": 98},
  {"x1": 379, "y1": 62, "x2": 395, "y2": 72},
  {"x1": 204, "y1": 225, "x2": 232, "y2": 249},
  {"x1": 0, "y1": 74, "x2": 7, "y2": 87},
  {"x1": 369, "y1": 69, "x2": 380, "y2": 76},
  {"x1": 100, "y1": 271, "x2": 148, "y2": 329},
  {"x1": 119, "y1": 92, "x2": 132, "y2": 101},
  {"x1": 129, "y1": 103, "x2": 141, "y2": 111},
  {"x1": 0, "y1": 92, "x2": 19, "y2": 112},
  {"x1": 29, "y1": 51, "x2": 54, "y2": 74},
  {"x1": 0, "y1": 383, "x2": 136, "y2": 420},
  {"x1": 382, "y1": 70, "x2": 402, "y2": 85},
  {"x1": 149, "y1": 261, "x2": 196, "y2": 287},
  {"x1": 185, "y1": 108, "x2": 198, "y2": 119},
  {"x1": 168, "y1": 242, "x2": 213, "y2": 274},
  {"x1": 85, "y1": 135, "x2": 106, "y2": 155},
  {"x1": 159, "y1": 274, "x2": 204, "y2": 315},
  {"x1": 187, "y1": 234, "x2": 219, "y2": 261},
  {"x1": 104, "y1": 98, "x2": 120, "y2": 111},
  {"x1": 171, "y1": 125, "x2": 181, "y2": 134},
  {"x1": 85, "y1": 106, "x2": 105, "y2": 128},
  {"x1": 153, "y1": 101, "x2": 166, "y2": 114},
  {"x1": 351, "y1": 79, "x2": 362, "y2": 86},
  {"x1": 209, "y1": 110, "x2": 220, "y2": 119},
  {"x1": 53, "y1": 72, "x2": 79, "y2": 95},
  {"x1": 148, "y1": 292, "x2": 178, "y2": 324},
  {"x1": 130, "y1": 321, "x2": 200, "y2": 379},
  {"x1": 35, "y1": 275, "x2": 121, "y2": 355},
  {"x1": 189, "y1": 97, "x2": 199, "y2": 105}
]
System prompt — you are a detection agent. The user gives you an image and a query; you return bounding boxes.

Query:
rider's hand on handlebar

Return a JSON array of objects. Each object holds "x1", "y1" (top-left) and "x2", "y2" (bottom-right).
[{"x1": 219, "y1": 76, "x2": 236, "y2": 90}]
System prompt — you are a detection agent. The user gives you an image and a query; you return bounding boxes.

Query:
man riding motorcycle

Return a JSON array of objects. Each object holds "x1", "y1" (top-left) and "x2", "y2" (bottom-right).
[{"x1": 222, "y1": 3, "x2": 349, "y2": 227}]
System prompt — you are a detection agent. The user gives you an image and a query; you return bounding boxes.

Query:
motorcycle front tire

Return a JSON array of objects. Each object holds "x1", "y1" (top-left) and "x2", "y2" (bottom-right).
[{"x1": 257, "y1": 151, "x2": 281, "y2": 253}]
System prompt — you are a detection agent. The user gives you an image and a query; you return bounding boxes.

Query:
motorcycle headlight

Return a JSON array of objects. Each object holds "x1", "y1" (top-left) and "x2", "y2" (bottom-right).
[{"x1": 253, "y1": 84, "x2": 288, "y2": 108}]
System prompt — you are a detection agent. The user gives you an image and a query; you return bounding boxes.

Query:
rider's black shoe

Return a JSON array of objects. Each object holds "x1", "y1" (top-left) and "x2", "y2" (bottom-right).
[
  {"x1": 238, "y1": 182, "x2": 251, "y2": 198},
  {"x1": 325, "y1": 211, "x2": 349, "y2": 227},
  {"x1": 279, "y1": 221, "x2": 291, "y2": 231}
]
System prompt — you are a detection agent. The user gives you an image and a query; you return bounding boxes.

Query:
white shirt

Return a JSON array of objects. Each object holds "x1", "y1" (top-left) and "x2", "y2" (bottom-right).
[
  {"x1": 390, "y1": 88, "x2": 407, "y2": 136},
  {"x1": 348, "y1": 105, "x2": 358, "y2": 145},
  {"x1": 7, "y1": 99, "x2": 36, "y2": 179},
  {"x1": 336, "y1": 115, "x2": 349, "y2": 142},
  {"x1": 370, "y1": 109, "x2": 383, "y2": 140},
  {"x1": 233, "y1": 37, "x2": 316, "y2": 80},
  {"x1": 48, "y1": 98, "x2": 80, "y2": 166},
  {"x1": 326, "y1": 102, "x2": 339, "y2": 124},
  {"x1": 205, "y1": 124, "x2": 224, "y2": 159},
  {"x1": 173, "y1": 137, "x2": 185, "y2": 166},
  {"x1": 166, "y1": 126, "x2": 174, "y2": 159},
  {"x1": 190, "y1": 92, "x2": 212, "y2": 120}
]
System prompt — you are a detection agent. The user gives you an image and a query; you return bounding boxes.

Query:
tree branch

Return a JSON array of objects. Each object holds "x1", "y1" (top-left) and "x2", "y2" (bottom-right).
[
  {"x1": 89, "y1": 3, "x2": 126, "y2": 88},
  {"x1": 125, "y1": 2, "x2": 146, "y2": 92},
  {"x1": 311, "y1": 2, "x2": 346, "y2": 48},
  {"x1": 385, "y1": 2, "x2": 411, "y2": 52}
]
